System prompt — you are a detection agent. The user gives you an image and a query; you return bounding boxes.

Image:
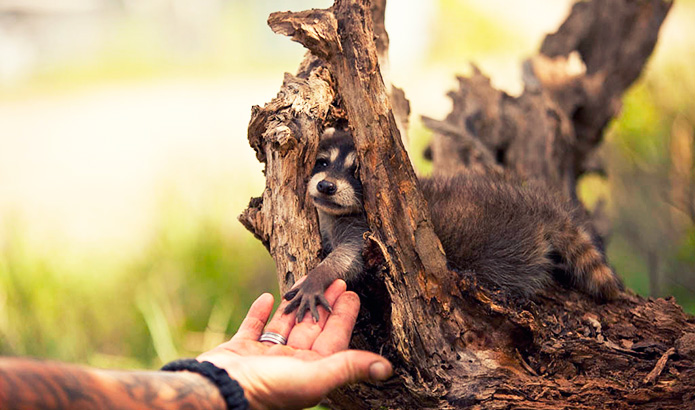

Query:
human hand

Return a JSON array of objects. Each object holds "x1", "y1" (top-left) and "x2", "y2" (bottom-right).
[{"x1": 197, "y1": 279, "x2": 392, "y2": 410}]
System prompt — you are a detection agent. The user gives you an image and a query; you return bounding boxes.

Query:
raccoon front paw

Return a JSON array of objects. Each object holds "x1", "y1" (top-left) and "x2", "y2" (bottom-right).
[{"x1": 283, "y1": 276, "x2": 332, "y2": 322}]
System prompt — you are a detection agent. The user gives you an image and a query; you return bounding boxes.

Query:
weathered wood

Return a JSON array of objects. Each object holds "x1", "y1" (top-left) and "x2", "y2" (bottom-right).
[
  {"x1": 539, "y1": 0, "x2": 672, "y2": 151},
  {"x1": 241, "y1": 0, "x2": 695, "y2": 408},
  {"x1": 427, "y1": 0, "x2": 673, "y2": 208},
  {"x1": 267, "y1": 1, "x2": 527, "y2": 405},
  {"x1": 269, "y1": 0, "x2": 465, "y2": 382},
  {"x1": 239, "y1": 67, "x2": 334, "y2": 293}
]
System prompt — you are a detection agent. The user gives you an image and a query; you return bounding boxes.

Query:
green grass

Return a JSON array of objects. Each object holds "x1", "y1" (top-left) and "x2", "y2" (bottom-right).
[{"x1": 0, "y1": 192, "x2": 275, "y2": 369}]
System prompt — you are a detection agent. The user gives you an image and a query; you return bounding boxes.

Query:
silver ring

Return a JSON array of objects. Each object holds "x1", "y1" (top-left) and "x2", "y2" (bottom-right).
[{"x1": 259, "y1": 331, "x2": 287, "y2": 345}]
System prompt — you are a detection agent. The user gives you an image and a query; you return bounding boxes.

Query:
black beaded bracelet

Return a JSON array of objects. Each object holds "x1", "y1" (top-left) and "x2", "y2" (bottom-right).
[{"x1": 161, "y1": 359, "x2": 249, "y2": 410}]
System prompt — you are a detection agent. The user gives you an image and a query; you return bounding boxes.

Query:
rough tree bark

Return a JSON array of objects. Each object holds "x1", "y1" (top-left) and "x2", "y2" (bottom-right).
[{"x1": 241, "y1": 0, "x2": 695, "y2": 408}]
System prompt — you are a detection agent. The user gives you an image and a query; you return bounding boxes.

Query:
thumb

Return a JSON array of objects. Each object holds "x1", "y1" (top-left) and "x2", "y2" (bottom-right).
[{"x1": 313, "y1": 350, "x2": 393, "y2": 392}]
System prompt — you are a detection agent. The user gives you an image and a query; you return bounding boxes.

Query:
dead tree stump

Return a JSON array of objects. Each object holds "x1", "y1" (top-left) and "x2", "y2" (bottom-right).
[{"x1": 241, "y1": 0, "x2": 695, "y2": 408}]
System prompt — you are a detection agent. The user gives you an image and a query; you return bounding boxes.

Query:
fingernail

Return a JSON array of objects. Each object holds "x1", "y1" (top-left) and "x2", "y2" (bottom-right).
[{"x1": 369, "y1": 361, "x2": 392, "y2": 381}]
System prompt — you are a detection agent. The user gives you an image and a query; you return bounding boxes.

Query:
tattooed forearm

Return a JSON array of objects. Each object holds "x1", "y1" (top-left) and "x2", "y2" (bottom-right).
[{"x1": 0, "y1": 358, "x2": 226, "y2": 410}]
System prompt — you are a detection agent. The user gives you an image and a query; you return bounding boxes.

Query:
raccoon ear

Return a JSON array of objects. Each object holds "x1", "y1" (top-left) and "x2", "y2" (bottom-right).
[{"x1": 322, "y1": 127, "x2": 336, "y2": 138}]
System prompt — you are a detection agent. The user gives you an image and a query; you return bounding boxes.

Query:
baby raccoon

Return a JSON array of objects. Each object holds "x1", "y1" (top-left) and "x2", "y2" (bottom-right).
[{"x1": 284, "y1": 129, "x2": 623, "y2": 321}]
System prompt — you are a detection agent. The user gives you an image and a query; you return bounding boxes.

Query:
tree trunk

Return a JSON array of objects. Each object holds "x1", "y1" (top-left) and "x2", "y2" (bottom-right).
[{"x1": 241, "y1": 0, "x2": 695, "y2": 408}]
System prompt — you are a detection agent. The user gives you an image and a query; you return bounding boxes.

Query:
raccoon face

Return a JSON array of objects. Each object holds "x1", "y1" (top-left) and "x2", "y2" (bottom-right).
[{"x1": 308, "y1": 133, "x2": 362, "y2": 216}]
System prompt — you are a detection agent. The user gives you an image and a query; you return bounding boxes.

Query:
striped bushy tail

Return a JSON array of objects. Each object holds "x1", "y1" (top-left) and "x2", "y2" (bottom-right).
[{"x1": 549, "y1": 222, "x2": 623, "y2": 300}]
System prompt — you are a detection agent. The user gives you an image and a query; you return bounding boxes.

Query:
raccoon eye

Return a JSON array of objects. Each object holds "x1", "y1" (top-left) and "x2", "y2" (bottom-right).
[{"x1": 316, "y1": 158, "x2": 329, "y2": 168}]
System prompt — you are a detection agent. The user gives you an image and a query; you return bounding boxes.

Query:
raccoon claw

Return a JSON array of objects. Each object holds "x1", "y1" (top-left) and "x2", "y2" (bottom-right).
[
  {"x1": 317, "y1": 294, "x2": 332, "y2": 313},
  {"x1": 293, "y1": 293, "x2": 331, "y2": 323},
  {"x1": 283, "y1": 294, "x2": 302, "y2": 315},
  {"x1": 282, "y1": 280, "x2": 332, "y2": 322},
  {"x1": 283, "y1": 288, "x2": 299, "y2": 301},
  {"x1": 297, "y1": 299, "x2": 314, "y2": 323}
]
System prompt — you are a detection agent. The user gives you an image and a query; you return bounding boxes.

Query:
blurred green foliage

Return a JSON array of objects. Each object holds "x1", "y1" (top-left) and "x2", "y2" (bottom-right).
[
  {"x1": 428, "y1": 0, "x2": 531, "y2": 64},
  {"x1": 0, "y1": 193, "x2": 275, "y2": 369},
  {"x1": 410, "y1": 119, "x2": 434, "y2": 176},
  {"x1": 605, "y1": 56, "x2": 695, "y2": 308},
  {"x1": 0, "y1": 1, "x2": 693, "y2": 382}
]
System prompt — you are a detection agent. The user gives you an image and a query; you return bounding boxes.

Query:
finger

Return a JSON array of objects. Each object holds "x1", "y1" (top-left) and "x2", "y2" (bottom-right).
[
  {"x1": 310, "y1": 351, "x2": 393, "y2": 396},
  {"x1": 296, "y1": 300, "x2": 310, "y2": 324},
  {"x1": 310, "y1": 298, "x2": 320, "y2": 323},
  {"x1": 262, "y1": 279, "x2": 307, "y2": 345},
  {"x1": 317, "y1": 294, "x2": 332, "y2": 314},
  {"x1": 311, "y1": 291, "x2": 360, "y2": 355},
  {"x1": 283, "y1": 296, "x2": 301, "y2": 316},
  {"x1": 230, "y1": 293, "x2": 275, "y2": 342},
  {"x1": 310, "y1": 295, "x2": 331, "y2": 323},
  {"x1": 286, "y1": 279, "x2": 346, "y2": 350}
]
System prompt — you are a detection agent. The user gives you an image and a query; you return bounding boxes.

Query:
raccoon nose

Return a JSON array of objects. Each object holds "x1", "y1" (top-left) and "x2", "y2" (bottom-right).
[{"x1": 317, "y1": 180, "x2": 337, "y2": 195}]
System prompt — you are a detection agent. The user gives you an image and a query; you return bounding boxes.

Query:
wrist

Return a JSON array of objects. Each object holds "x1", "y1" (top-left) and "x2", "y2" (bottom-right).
[
  {"x1": 195, "y1": 359, "x2": 264, "y2": 410},
  {"x1": 162, "y1": 359, "x2": 249, "y2": 410},
  {"x1": 175, "y1": 372, "x2": 228, "y2": 409}
]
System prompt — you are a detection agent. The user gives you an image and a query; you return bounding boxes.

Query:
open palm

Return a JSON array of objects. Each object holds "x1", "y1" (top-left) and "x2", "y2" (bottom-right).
[{"x1": 197, "y1": 279, "x2": 391, "y2": 410}]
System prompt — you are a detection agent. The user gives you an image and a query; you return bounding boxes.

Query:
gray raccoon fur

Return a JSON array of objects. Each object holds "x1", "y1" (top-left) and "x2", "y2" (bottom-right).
[{"x1": 284, "y1": 129, "x2": 623, "y2": 321}]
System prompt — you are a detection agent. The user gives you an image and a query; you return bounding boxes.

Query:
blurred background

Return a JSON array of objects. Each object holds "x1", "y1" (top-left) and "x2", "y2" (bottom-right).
[{"x1": 0, "y1": 0, "x2": 693, "y2": 371}]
